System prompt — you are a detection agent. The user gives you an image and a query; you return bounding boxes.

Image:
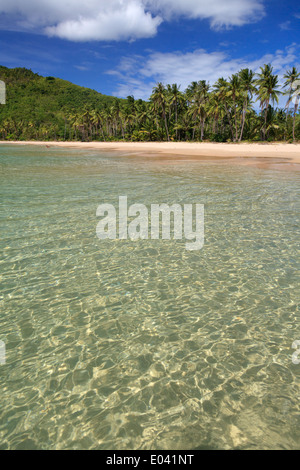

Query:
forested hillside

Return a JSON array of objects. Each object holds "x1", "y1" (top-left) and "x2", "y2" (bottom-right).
[{"x1": 0, "y1": 66, "x2": 126, "y2": 140}]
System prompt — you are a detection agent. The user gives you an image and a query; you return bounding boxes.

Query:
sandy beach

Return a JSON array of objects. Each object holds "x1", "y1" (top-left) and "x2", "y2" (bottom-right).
[{"x1": 1, "y1": 141, "x2": 300, "y2": 170}]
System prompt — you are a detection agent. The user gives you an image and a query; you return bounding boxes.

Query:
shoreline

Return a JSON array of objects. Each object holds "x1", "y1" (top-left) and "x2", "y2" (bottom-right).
[{"x1": 1, "y1": 141, "x2": 300, "y2": 170}]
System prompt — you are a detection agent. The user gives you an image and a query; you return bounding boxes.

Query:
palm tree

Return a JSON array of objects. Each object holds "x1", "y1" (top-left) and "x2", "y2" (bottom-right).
[
  {"x1": 82, "y1": 108, "x2": 94, "y2": 141},
  {"x1": 238, "y1": 68, "x2": 256, "y2": 141},
  {"x1": 70, "y1": 112, "x2": 82, "y2": 141},
  {"x1": 185, "y1": 81, "x2": 201, "y2": 104},
  {"x1": 213, "y1": 78, "x2": 235, "y2": 141},
  {"x1": 255, "y1": 64, "x2": 281, "y2": 140},
  {"x1": 283, "y1": 67, "x2": 300, "y2": 141},
  {"x1": 227, "y1": 74, "x2": 242, "y2": 141},
  {"x1": 91, "y1": 109, "x2": 106, "y2": 140},
  {"x1": 174, "y1": 113, "x2": 192, "y2": 141},
  {"x1": 167, "y1": 84, "x2": 185, "y2": 140},
  {"x1": 139, "y1": 119, "x2": 158, "y2": 141},
  {"x1": 134, "y1": 101, "x2": 148, "y2": 132},
  {"x1": 207, "y1": 93, "x2": 226, "y2": 137},
  {"x1": 102, "y1": 105, "x2": 113, "y2": 138},
  {"x1": 121, "y1": 105, "x2": 134, "y2": 137},
  {"x1": 151, "y1": 83, "x2": 170, "y2": 141},
  {"x1": 188, "y1": 81, "x2": 209, "y2": 141}
]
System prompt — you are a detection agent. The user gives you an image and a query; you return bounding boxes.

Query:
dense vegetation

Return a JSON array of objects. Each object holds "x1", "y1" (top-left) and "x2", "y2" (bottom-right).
[
  {"x1": 0, "y1": 64, "x2": 299, "y2": 142},
  {"x1": 0, "y1": 66, "x2": 125, "y2": 141}
]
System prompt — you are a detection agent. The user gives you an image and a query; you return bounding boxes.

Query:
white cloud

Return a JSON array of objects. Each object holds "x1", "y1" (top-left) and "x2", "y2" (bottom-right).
[
  {"x1": 74, "y1": 65, "x2": 90, "y2": 71},
  {"x1": 0, "y1": 0, "x2": 265, "y2": 41},
  {"x1": 0, "y1": 0, "x2": 162, "y2": 41},
  {"x1": 147, "y1": 0, "x2": 265, "y2": 29},
  {"x1": 279, "y1": 21, "x2": 291, "y2": 31},
  {"x1": 45, "y1": 2, "x2": 162, "y2": 41},
  {"x1": 109, "y1": 44, "x2": 299, "y2": 101}
]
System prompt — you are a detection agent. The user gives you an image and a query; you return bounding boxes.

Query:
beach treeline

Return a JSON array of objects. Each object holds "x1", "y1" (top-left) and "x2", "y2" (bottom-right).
[{"x1": 0, "y1": 64, "x2": 299, "y2": 142}]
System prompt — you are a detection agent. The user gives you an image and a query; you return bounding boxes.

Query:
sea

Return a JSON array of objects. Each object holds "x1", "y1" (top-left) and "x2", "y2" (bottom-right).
[{"x1": 0, "y1": 144, "x2": 299, "y2": 449}]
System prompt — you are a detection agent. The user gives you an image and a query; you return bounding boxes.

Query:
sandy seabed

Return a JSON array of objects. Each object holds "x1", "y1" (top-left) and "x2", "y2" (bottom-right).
[{"x1": 1, "y1": 141, "x2": 300, "y2": 170}]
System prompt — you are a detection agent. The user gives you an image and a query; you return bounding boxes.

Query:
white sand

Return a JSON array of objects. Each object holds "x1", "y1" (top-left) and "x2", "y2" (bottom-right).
[{"x1": 1, "y1": 141, "x2": 300, "y2": 169}]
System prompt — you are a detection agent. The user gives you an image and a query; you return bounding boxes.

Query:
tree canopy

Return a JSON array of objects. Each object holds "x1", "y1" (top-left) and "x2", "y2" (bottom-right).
[{"x1": 0, "y1": 64, "x2": 299, "y2": 142}]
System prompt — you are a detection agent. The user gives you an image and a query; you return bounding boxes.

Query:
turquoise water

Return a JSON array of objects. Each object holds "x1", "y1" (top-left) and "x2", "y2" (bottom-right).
[{"x1": 0, "y1": 145, "x2": 299, "y2": 450}]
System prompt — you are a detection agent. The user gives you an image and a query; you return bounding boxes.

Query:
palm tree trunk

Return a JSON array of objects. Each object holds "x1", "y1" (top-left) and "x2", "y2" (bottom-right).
[
  {"x1": 175, "y1": 102, "x2": 178, "y2": 140},
  {"x1": 263, "y1": 99, "x2": 269, "y2": 141},
  {"x1": 162, "y1": 107, "x2": 170, "y2": 141},
  {"x1": 239, "y1": 98, "x2": 248, "y2": 142},
  {"x1": 225, "y1": 105, "x2": 234, "y2": 141},
  {"x1": 285, "y1": 99, "x2": 290, "y2": 141},
  {"x1": 201, "y1": 120, "x2": 205, "y2": 141},
  {"x1": 293, "y1": 102, "x2": 298, "y2": 141},
  {"x1": 234, "y1": 99, "x2": 238, "y2": 141}
]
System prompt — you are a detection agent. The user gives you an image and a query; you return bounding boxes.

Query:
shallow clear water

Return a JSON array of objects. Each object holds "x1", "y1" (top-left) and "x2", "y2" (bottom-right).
[{"x1": 0, "y1": 145, "x2": 299, "y2": 450}]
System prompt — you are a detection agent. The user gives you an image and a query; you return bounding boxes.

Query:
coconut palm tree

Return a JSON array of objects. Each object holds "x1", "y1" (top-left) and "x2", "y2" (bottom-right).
[
  {"x1": 207, "y1": 93, "x2": 226, "y2": 137},
  {"x1": 167, "y1": 84, "x2": 185, "y2": 140},
  {"x1": 91, "y1": 109, "x2": 106, "y2": 140},
  {"x1": 185, "y1": 81, "x2": 201, "y2": 104},
  {"x1": 151, "y1": 83, "x2": 170, "y2": 141},
  {"x1": 82, "y1": 108, "x2": 94, "y2": 141},
  {"x1": 213, "y1": 78, "x2": 235, "y2": 141},
  {"x1": 283, "y1": 67, "x2": 300, "y2": 141},
  {"x1": 238, "y1": 68, "x2": 256, "y2": 141},
  {"x1": 255, "y1": 64, "x2": 281, "y2": 140},
  {"x1": 174, "y1": 113, "x2": 192, "y2": 141},
  {"x1": 70, "y1": 112, "x2": 82, "y2": 141},
  {"x1": 139, "y1": 119, "x2": 158, "y2": 141},
  {"x1": 188, "y1": 81, "x2": 210, "y2": 141},
  {"x1": 226, "y1": 74, "x2": 242, "y2": 141}
]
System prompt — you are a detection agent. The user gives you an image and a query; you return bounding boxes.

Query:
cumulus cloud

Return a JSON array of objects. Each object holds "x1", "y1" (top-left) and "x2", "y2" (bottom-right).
[
  {"x1": 45, "y1": 2, "x2": 162, "y2": 41},
  {"x1": 109, "y1": 44, "x2": 299, "y2": 100},
  {"x1": 0, "y1": 0, "x2": 162, "y2": 41},
  {"x1": 0, "y1": 0, "x2": 265, "y2": 41}
]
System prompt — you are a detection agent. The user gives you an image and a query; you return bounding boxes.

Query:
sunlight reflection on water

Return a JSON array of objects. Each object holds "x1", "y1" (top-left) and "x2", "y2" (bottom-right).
[{"x1": 0, "y1": 145, "x2": 299, "y2": 450}]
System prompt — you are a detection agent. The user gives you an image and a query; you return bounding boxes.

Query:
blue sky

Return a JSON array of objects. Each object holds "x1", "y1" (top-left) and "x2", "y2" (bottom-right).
[{"x1": 0, "y1": 0, "x2": 299, "y2": 101}]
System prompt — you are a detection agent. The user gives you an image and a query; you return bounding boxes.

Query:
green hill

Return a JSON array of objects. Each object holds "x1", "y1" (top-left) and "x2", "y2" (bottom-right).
[{"x1": 0, "y1": 66, "x2": 127, "y2": 141}]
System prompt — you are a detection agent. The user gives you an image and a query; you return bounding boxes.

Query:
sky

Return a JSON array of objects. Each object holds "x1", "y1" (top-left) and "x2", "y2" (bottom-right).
[{"x1": 0, "y1": 0, "x2": 299, "y2": 101}]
